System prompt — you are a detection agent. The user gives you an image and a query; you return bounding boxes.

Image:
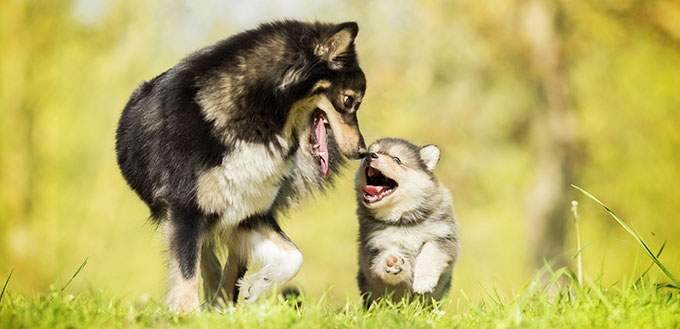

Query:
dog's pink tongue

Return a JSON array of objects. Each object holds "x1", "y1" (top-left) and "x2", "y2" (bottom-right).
[
  {"x1": 362, "y1": 185, "x2": 385, "y2": 196},
  {"x1": 315, "y1": 117, "x2": 329, "y2": 178}
]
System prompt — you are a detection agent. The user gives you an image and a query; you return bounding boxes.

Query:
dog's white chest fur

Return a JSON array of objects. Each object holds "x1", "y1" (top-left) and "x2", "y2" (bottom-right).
[{"x1": 196, "y1": 138, "x2": 292, "y2": 224}]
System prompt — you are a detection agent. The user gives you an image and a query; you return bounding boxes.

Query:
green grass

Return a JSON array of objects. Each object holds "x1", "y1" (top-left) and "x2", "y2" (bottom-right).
[
  {"x1": 2, "y1": 272, "x2": 679, "y2": 329},
  {"x1": 2, "y1": 187, "x2": 679, "y2": 328}
]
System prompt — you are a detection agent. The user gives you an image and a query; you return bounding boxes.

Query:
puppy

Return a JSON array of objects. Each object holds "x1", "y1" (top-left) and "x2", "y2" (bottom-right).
[{"x1": 355, "y1": 138, "x2": 460, "y2": 306}]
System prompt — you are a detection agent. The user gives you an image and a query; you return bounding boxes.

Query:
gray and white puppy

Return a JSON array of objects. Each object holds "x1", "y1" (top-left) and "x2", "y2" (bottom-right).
[{"x1": 355, "y1": 138, "x2": 460, "y2": 307}]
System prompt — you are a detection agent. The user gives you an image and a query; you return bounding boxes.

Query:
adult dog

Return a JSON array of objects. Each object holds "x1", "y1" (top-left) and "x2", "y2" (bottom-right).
[{"x1": 116, "y1": 20, "x2": 366, "y2": 312}]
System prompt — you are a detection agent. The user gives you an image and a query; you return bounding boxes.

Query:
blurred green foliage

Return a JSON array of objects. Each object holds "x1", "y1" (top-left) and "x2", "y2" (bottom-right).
[{"x1": 1, "y1": 0, "x2": 679, "y2": 306}]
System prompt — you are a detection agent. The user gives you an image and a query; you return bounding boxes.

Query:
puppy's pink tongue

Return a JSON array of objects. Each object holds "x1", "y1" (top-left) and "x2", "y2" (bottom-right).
[
  {"x1": 362, "y1": 185, "x2": 385, "y2": 196},
  {"x1": 314, "y1": 117, "x2": 329, "y2": 178}
]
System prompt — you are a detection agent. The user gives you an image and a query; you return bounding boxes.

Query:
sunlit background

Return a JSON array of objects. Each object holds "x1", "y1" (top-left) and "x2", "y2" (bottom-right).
[{"x1": 1, "y1": 0, "x2": 679, "y2": 306}]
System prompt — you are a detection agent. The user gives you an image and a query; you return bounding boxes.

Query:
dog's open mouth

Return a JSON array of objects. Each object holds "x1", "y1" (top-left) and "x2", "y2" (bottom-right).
[
  {"x1": 361, "y1": 166, "x2": 398, "y2": 204},
  {"x1": 311, "y1": 110, "x2": 330, "y2": 178}
]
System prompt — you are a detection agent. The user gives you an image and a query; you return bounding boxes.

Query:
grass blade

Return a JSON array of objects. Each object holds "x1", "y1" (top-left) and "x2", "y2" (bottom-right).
[
  {"x1": 583, "y1": 275, "x2": 613, "y2": 312},
  {"x1": 634, "y1": 241, "x2": 666, "y2": 287},
  {"x1": 571, "y1": 200, "x2": 583, "y2": 284},
  {"x1": 656, "y1": 283, "x2": 679, "y2": 289},
  {"x1": 572, "y1": 185, "x2": 679, "y2": 287},
  {"x1": 0, "y1": 268, "x2": 13, "y2": 305},
  {"x1": 60, "y1": 258, "x2": 88, "y2": 295}
]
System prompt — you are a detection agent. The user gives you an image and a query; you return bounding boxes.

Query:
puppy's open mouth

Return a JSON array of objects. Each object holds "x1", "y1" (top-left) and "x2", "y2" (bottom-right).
[
  {"x1": 310, "y1": 109, "x2": 330, "y2": 178},
  {"x1": 361, "y1": 166, "x2": 398, "y2": 204}
]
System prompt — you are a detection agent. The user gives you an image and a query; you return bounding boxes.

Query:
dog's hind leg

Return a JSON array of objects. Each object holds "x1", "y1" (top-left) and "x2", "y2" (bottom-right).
[
  {"x1": 164, "y1": 207, "x2": 204, "y2": 313},
  {"x1": 233, "y1": 214, "x2": 303, "y2": 303},
  {"x1": 200, "y1": 242, "x2": 222, "y2": 305},
  {"x1": 216, "y1": 246, "x2": 247, "y2": 304},
  {"x1": 204, "y1": 231, "x2": 248, "y2": 306}
]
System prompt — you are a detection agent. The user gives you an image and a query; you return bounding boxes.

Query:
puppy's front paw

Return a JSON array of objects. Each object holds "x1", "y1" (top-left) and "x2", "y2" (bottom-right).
[
  {"x1": 384, "y1": 255, "x2": 404, "y2": 274},
  {"x1": 412, "y1": 274, "x2": 438, "y2": 294},
  {"x1": 237, "y1": 274, "x2": 272, "y2": 303},
  {"x1": 378, "y1": 254, "x2": 408, "y2": 285}
]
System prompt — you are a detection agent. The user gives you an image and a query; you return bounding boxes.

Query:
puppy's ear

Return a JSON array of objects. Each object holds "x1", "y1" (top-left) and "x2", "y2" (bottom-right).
[
  {"x1": 316, "y1": 22, "x2": 358, "y2": 69},
  {"x1": 419, "y1": 145, "x2": 440, "y2": 171}
]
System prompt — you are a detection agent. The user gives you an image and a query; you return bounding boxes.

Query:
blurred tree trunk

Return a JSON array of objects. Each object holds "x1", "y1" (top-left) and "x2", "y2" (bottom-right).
[{"x1": 521, "y1": 0, "x2": 579, "y2": 268}]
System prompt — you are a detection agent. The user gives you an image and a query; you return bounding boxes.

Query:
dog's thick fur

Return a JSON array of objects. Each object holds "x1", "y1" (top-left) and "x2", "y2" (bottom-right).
[
  {"x1": 116, "y1": 20, "x2": 366, "y2": 312},
  {"x1": 355, "y1": 138, "x2": 459, "y2": 307}
]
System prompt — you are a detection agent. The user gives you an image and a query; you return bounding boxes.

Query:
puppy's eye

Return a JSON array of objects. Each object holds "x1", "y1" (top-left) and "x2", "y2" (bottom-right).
[
  {"x1": 392, "y1": 157, "x2": 401, "y2": 165},
  {"x1": 343, "y1": 95, "x2": 354, "y2": 108}
]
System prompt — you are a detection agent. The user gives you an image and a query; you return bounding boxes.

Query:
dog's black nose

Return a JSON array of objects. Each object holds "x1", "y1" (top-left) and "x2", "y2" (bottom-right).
[
  {"x1": 368, "y1": 152, "x2": 379, "y2": 159},
  {"x1": 354, "y1": 137, "x2": 367, "y2": 159}
]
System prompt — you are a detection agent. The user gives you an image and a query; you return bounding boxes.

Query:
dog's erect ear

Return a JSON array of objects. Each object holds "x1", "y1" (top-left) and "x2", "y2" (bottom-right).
[
  {"x1": 316, "y1": 22, "x2": 358, "y2": 68},
  {"x1": 419, "y1": 145, "x2": 440, "y2": 171}
]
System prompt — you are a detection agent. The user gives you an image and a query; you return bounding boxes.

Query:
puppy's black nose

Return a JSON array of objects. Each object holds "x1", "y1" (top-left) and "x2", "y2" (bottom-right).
[{"x1": 368, "y1": 152, "x2": 379, "y2": 159}]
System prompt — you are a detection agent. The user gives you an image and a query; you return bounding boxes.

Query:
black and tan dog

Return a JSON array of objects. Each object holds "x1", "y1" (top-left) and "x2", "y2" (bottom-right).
[{"x1": 116, "y1": 20, "x2": 366, "y2": 312}]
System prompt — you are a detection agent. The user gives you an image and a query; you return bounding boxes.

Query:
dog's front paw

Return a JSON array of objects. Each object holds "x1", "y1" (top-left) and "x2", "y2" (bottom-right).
[
  {"x1": 412, "y1": 274, "x2": 438, "y2": 294},
  {"x1": 237, "y1": 274, "x2": 272, "y2": 303}
]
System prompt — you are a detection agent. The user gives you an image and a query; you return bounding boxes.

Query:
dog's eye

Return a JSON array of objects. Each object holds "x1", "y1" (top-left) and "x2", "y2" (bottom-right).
[
  {"x1": 343, "y1": 95, "x2": 354, "y2": 108},
  {"x1": 392, "y1": 157, "x2": 401, "y2": 165}
]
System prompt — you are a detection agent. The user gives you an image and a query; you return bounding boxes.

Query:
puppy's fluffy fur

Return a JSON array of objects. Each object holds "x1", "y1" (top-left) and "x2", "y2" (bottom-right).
[{"x1": 355, "y1": 138, "x2": 459, "y2": 306}]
